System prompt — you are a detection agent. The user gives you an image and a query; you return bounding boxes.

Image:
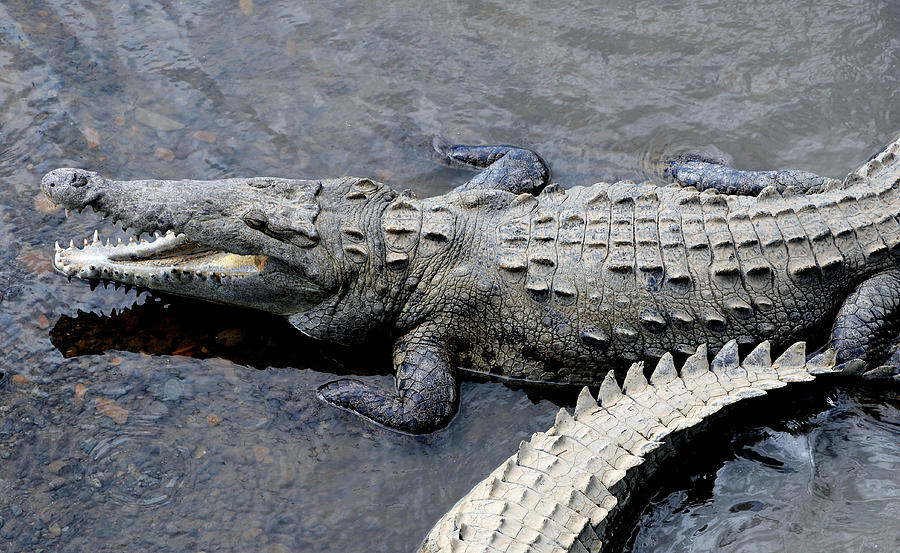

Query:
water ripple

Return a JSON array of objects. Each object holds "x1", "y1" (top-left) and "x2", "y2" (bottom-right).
[{"x1": 82, "y1": 412, "x2": 195, "y2": 512}]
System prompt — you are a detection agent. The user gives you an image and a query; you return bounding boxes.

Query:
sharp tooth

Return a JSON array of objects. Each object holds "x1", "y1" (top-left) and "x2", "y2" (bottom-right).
[
  {"x1": 117, "y1": 237, "x2": 123, "y2": 245},
  {"x1": 55, "y1": 241, "x2": 62, "y2": 252},
  {"x1": 93, "y1": 230, "x2": 100, "y2": 244},
  {"x1": 69, "y1": 239, "x2": 75, "y2": 248},
  {"x1": 83, "y1": 237, "x2": 89, "y2": 247},
  {"x1": 165, "y1": 230, "x2": 175, "y2": 237},
  {"x1": 105, "y1": 238, "x2": 111, "y2": 247},
  {"x1": 128, "y1": 236, "x2": 136, "y2": 245},
  {"x1": 154, "y1": 231, "x2": 161, "y2": 239},
  {"x1": 65, "y1": 208, "x2": 71, "y2": 217}
]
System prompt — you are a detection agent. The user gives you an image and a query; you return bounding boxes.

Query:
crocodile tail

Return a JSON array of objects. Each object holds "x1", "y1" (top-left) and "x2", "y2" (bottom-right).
[
  {"x1": 849, "y1": 133, "x2": 900, "y2": 187},
  {"x1": 418, "y1": 341, "x2": 845, "y2": 553}
]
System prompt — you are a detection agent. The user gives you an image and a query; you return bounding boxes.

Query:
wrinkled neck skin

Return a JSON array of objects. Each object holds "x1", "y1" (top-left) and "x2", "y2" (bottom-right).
[{"x1": 288, "y1": 184, "x2": 465, "y2": 347}]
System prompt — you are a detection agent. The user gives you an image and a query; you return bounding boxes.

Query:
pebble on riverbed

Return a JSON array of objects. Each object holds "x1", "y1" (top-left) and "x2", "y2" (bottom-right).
[
  {"x1": 94, "y1": 397, "x2": 129, "y2": 424},
  {"x1": 82, "y1": 127, "x2": 100, "y2": 149},
  {"x1": 154, "y1": 147, "x2": 175, "y2": 162},
  {"x1": 252, "y1": 445, "x2": 273, "y2": 464},
  {"x1": 192, "y1": 130, "x2": 217, "y2": 143}
]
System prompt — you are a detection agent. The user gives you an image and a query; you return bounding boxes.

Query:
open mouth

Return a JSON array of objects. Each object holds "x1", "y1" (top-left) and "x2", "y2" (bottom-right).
[{"x1": 54, "y1": 227, "x2": 268, "y2": 286}]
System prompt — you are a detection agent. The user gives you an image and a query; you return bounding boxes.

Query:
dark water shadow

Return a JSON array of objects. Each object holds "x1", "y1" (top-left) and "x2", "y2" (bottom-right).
[
  {"x1": 48, "y1": 289, "x2": 581, "y2": 409},
  {"x1": 49, "y1": 291, "x2": 393, "y2": 377}
]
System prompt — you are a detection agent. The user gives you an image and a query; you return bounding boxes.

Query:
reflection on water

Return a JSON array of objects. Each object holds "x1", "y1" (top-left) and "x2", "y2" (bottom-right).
[
  {"x1": 0, "y1": 0, "x2": 898, "y2": 551},
  {"x1": 628, "y1": 389, "x2": 900, "y2": 552}
]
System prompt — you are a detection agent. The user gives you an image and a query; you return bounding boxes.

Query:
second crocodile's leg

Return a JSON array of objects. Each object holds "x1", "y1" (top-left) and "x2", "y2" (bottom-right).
[
  {"x1": 433, "y1": 139, "x2": 551, "y2": 194},
  {"x1": 664, "y1": 153, "x2": 837, "y2": 195},
  {"x1": 317, "y1": 326, "x2": 458, "y2": 433},
  {"x1": 828, "y1": 272, "x2": 900, "y2": 378}
]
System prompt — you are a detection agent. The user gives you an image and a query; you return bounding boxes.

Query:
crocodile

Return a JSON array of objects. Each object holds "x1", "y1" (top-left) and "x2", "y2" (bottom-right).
[
  {"x1": 41, "y1": 135, "x2": 900, "y2": 433},
  {"x1": 418, "y1": 341, "x2": 857, "y2": 553}
]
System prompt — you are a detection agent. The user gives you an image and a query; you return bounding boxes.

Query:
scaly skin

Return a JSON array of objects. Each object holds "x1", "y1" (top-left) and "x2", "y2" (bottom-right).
[
  {"x1": 418, "y1": 341, "x2": 859, "y2": 553},
  {"x1": 42, "y1": 137, "x2": 900, "y2": 432}
]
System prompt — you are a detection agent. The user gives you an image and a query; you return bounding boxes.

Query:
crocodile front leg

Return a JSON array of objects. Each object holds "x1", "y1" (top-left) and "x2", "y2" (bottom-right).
[
  {"x1": 433, "y1": 139, "x2": 550, "y2": 194},
  {"x1": 317, "y1": 326, "x2": 458, "y2": 433},
  {"x1": 664, "y1": 153, "x2": 836, "y2": 195}
]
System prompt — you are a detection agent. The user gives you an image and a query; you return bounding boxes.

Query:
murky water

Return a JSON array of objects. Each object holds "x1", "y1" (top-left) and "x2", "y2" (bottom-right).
[
  {"x1": 627, "y1": 387, "x2": 900, "y2": 553},
  {"x1": 0, "y1": 1, "x2": 898, "y2": 552}
]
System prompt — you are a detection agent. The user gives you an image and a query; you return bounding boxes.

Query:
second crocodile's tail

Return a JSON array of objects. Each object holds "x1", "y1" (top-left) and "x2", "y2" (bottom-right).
[{"x1": 418, "y1": 340, "x2": 855, "y2": 553}]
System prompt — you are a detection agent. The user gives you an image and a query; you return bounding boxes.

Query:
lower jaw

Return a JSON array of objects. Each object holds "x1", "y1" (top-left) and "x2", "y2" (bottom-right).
[{"x1": 59, "y1": 262, "x2": 299, "y2": 315}]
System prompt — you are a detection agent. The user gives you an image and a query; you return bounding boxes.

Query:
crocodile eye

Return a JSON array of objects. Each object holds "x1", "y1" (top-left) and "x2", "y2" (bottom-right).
[{"x1": 242, "y1": 209, "x2": 268, "y2": 230}]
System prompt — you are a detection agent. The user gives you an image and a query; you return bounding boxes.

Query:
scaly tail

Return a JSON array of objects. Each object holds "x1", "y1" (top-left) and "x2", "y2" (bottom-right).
[{"x1": 419, "y1": 340, "x2": 860, "y2": 553}]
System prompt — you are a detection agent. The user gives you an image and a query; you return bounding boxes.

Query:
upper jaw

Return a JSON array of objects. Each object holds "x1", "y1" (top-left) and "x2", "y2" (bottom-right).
[
  {"x1": 42, "y1": 168, "x2": 343, "y2": 314},
  {"x1": 42, "y1": 168, "x2": 184, "y2": 241}
]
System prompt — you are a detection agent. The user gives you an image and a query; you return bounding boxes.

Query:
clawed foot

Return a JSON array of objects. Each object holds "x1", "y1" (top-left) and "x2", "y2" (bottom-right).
[
  {"x1": 317, "y1": 378, "x2": 455, "y2": 434},
  {"x1": 430, "y1": 138, "x2": 550, "y2": 194},
  {"x1": 662, "y1": 152, "x2": 830, "y2": 195}
]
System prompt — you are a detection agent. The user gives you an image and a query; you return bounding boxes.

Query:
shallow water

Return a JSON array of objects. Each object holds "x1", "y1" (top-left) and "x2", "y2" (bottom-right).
[{"x1": 0, "y1": 1, "x2": 898, "y2": 552}]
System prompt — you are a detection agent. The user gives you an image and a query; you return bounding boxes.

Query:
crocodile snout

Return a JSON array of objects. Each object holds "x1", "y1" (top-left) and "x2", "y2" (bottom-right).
[{"x1": 41, "y1": 168, "x2": 105, "y2": 208}]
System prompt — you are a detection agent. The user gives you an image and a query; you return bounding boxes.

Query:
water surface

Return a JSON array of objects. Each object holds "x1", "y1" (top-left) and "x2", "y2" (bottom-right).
[{"x1": 0, "y1": 1, "x2": 898, "y2": 552}]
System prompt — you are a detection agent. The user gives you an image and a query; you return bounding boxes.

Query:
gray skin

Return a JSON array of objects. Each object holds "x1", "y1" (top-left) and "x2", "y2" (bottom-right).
[
  {"x1": 42, "y1": 137, "x2": 900, "y2": 433},
  {"x1": 419, "y1": 340, "x2": 852, "y2": 553}
]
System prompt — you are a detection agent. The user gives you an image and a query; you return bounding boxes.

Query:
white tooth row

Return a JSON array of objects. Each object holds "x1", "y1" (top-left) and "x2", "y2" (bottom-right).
[
  {"x1": 54, "y1": 259, "x2": 230, "y2": 283},
  {"x1": 55, "y1": 229, "x2": 177, "y2": 252}
]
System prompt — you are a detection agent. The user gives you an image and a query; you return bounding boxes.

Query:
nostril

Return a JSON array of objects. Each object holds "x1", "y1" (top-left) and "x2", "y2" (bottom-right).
[{"x1": 70, "y1": 172, "x2": 88, "y2": 187}]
